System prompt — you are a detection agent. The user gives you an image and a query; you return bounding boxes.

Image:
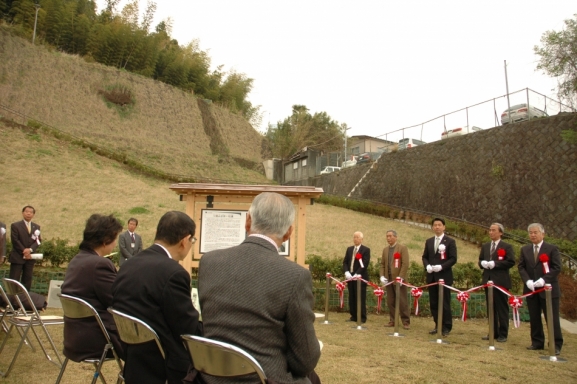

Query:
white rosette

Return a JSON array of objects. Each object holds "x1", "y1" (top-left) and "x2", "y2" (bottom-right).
[
  {"x1": 0, "y1": 227, "x2": 5, "y2": 236},
  {"x1": 31, "y1": 229, "x2": 41, "y2": 245},
  {"x1": 438, "y1": 243, "x2": 446, "y2": 259}
]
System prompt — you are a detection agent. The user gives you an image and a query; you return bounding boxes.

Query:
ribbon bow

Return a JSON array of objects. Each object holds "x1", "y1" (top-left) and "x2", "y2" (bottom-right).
[
  {"x1": 393, "y1": 252, "x2": 401, "y2": 268},
  {"x1": 539, "y1": 254, "x2": 549, "y2": 274},
  {"x1": 411, "y1": 288, "x2": 423, "y2": 315},
  {"x1": 438, "y1": 244, "x2": 446, "y2": 260},
  {"x1": 373, "y1": 287, "x2": 384, "y2": 314},
  {"x1": 355, "y1": 252, "x2": 364, "y2": 268},
  {"x1": 497, "y1": 248, "x2": 505, "y2": 260},
  {"x1": 456, "y1": 291, "x2": 470, "y2": 321},
  {"x1": 508, "y1": 296, "x2": 523, "y2": 328},
  {"x1": 336, "y1": 282, "x2": 346, "y2": 308},
  {"x1": 31, "y1": 229, "x2": 41, "y2": 245}
]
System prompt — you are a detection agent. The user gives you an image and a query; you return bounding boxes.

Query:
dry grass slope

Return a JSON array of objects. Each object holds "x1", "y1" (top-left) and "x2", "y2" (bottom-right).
[{"x1": 0, "y1": 29, "x2": 267, "y2": 183}]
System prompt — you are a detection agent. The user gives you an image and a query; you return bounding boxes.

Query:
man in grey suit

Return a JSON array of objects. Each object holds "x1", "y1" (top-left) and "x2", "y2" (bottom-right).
[
  {"x1": 0, "y1": 221, "x2": 6, "y2": 264},
  {"x1": 118, "y1": 218, "x2": 142, "y2": 266},
  {"x1": 198, "y1": 192, "x2": 321, "y2": 384}
]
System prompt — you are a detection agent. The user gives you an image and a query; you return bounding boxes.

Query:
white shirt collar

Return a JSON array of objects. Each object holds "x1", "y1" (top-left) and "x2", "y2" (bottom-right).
[
  {"x1": 249, "y1": 234, "x2": 280, "y2": 252},
  {"x1": 154, "y1": 243, "x2": 173, "y2": 259},
  {"x1": 492, "y1": 239, "x2": 500, "y2": 247},
  {"x1": 534, "y1": 241, "x2": 544, "y2": 250}
]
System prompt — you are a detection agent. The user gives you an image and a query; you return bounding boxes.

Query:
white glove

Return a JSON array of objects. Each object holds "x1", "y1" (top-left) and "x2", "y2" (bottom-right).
[
  {"x1": 481, "y1": 260, "x2": 488, "y2": 269},
  {"x1": 432, "y1": 265, "x2": 442, "y2": 272},
  {"x1": 487, "y1": 261, "x2": 495, "y2": 269},
  {"x1": 345, "y1": 271, "x2": 352, "y2": 280},
  {"x1": 353, "y1": 274, "x2": 360, "y2": 279},
  {"x1": 533, "y1": 278, "x2": 545, "y2": 288},
  {"x1": 526, "y1": 280, "x2": 535, "y2": 291},
  {"x1": 426, "y1": 265, "x2": 433, "y2": 273},
  {"x1": 380, "y1": 276, "x2": 388, "y2": 284}
]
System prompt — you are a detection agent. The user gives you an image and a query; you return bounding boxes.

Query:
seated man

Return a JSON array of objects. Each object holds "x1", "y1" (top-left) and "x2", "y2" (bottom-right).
[
  {"x1": 198, "y1": 192, "x2": 321, "y2": 384},
  {"x1": 112, "y1": 211, "x2": 202, "y2": 384}
]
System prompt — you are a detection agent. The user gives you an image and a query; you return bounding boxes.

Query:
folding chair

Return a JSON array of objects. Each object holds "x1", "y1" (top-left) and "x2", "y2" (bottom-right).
[
  {"x1": 107, "y1": 307, "x2": 165, "y2": 382},
  {"x1": 0, "y1": 278, "x2": 63, "y2": 378},
  {"x1": 181, "y1": 335, "x2": 267, "y2": 384},
  {"x1": 0, "y1": 284, "x2": 33, "y2": 345},
  {"x1": 55, "y1": 294, "x2": 124, "y2": 384}
]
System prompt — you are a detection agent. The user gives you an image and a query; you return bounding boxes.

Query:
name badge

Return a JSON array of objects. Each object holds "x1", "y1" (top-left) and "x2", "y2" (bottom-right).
[{"x1": 131, "y1": 243, "x2": 135, "y2": 248}]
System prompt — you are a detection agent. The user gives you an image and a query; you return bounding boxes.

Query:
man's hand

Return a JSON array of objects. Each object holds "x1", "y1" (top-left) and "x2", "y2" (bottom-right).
[
  {"x1": 23, "y1": 248, "x2": 32, "y2": 259},
  {"x1": 426, "y1": 265, "x2": 433, "y2": 273},
  {"x1": 481, "y1": 260, "x2": 488, "y2": 269},
  {"x1": 432, "y1": 265, "x2": 442, "y2": 272},
  {"x1": 345, "y1": 271, "x2": 352, "y2": 280},
  {"x1": 526, "y1": 280, "x2": 535, "y2": 291},
  {"x1": 380, "y1": 276, "x2": 388, "y2": 284},
  {"x1": 533, "y1": 278, "x2": 545, "y2": 288},
  {"x1": 487, "y1": 261, "x2": 495, "y2": 269}
]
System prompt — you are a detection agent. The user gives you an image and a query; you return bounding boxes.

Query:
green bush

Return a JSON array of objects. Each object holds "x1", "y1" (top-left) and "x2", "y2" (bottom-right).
[{"x1": 37, "y1": 239, "x2": 79, "y2": 267}]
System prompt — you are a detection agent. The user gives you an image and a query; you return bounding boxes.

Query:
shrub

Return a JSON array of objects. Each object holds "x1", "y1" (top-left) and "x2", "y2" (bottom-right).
[{"x1": 36, "y1": 238, "x2": 79, "y2": 267}]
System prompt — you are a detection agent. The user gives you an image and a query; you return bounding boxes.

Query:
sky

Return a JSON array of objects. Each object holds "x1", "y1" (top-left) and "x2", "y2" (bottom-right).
[{"x1": 96, "y1": 0, "x2": 576, "y2": 145}]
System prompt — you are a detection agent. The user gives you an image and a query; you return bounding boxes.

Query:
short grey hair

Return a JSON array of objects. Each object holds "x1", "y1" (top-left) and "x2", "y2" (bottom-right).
[
  {"x1": 248, "y1": 192, "x2": 295, "y2": 239},
  {"x1": 490, "y1": 223, "x2": 504, "y2": 234},
  {"x1": 386, "y1": 230, "x2": 398, "y2": 237},
  {"x1": 527, "y1": 223, "x2": 545, "y2": 233},
  {"x1": 354, "y1": 231, "x2": 364, "y2": 239}
]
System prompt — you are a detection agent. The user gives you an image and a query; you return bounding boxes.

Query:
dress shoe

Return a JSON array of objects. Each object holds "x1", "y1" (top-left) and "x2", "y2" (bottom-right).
[
  {"x1": 526, "y1": 345, "x2": 544, "y2": 350},
  {"x1": 384, "y1": 321, "x2": 395, "y2": 327},
  {"x1": 481, "y1": 335, "x2": 489, "y2": 341},
  {"x1": 497, "y1": 337, "x2": 507, "y2": 343},
  {"x1": 428, "y1": 328, "x2": 438, "y2": 335},
  {"x1": 403, "y1": 323, "x2": 410, "y2": 330},
  {"x1": 555, "y1": 349, "x2": 560, "y2": 356}
]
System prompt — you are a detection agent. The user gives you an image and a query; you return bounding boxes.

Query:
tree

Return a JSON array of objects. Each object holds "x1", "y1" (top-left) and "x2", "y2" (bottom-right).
[{"x1": 534, "y1": 14, "x2": 577, "y2": 108}]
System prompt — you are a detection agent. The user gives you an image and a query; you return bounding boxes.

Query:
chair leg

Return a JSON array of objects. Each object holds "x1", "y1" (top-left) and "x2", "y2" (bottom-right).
[
  {"x1": 32, "y1": 323, "x2": 63, "y2": 366},
  {"x1": 54, "y1": 357, "x2": 69, "y2": 384},
  {"x1": 0, "y1": 324, "x2": 33, "y2": 378},
  {"x1": 92, "y1": 344, "x2": 111, "y2": 384}
]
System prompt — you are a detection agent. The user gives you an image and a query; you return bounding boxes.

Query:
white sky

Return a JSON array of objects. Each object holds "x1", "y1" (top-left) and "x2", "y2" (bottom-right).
[{"x1": 97, "y1": 0, "x2": 575, "y2": 144}]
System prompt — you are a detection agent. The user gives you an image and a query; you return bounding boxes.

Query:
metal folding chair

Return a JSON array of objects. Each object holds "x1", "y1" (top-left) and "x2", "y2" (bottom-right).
[
  {"x1": 55, "y1": 294, "x2": 124, "y2": 384},
  {"x1": 181, "y1": 335, "x2": 267, "y2": 384},
  {"x1": 0, "y1": 278, "x2": 63, "y2": 378},
  {"x1": 0, "y1": 284, "x2": 33, "y2": 346},
  {"x1": 107, "y1": 307, "x2": 165, "y2": 382}
]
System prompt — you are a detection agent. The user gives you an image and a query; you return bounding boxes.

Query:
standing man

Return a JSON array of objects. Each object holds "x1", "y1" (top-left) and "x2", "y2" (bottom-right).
[
  {"x1": 478, "y1": 223, "x2": 515, "y2": 342},
  {"x1": 343, "y1": 231, "x2": 371, "y2": 323},
  {"x1": 112, "y1": 211, "x2": 202, "y2": 384},
  {"x1": 422, "y1": 217, "x2": 457, "y2": 336},
  {"x1": 380, "y1": 230, "x2": 410, "y2": 329},
  {"x1": 198, "y1": 192, "x2": 321, "y2": 384},
  {"x1": 9, "y1": 206, "x2": 42, "y2": 290},
  {"x1": 118, "y1": 218, "x2": 143, "y2": 266},
  {"x1": 518, "y1": 223, "x2": 563, "y2": 355},
  {"x1": 0, "y1": 221, "x2": 6, "y2": 264}
]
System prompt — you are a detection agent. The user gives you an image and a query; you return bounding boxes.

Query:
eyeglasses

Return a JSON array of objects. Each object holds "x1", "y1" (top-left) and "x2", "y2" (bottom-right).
[{"x1": 190, "y1": 237, "x2": 197, "y2": 244}]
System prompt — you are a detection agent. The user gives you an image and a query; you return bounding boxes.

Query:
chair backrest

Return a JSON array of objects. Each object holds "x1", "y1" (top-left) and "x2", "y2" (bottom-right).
[
  {"x1": 181, "y1": 335, "x2": 267, "y2": 383},
  {"x1": 107, "y1": 307, "x2": 165, "y2": 359},
  {"x1": 58, "y1": 294, "x2": 112, "y2": 343},
  {"x1": 2, "y1": 278, "x2": 41, "y2": 319}
]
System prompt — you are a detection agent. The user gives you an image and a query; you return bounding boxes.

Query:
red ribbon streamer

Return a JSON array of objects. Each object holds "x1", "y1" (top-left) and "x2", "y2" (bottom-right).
[
  {"x1": 336, "y1": 282, "x2": 346, "y2": 308},
  {"x1": 457, "y1": 292, "x2": 470, "y2": 321},
  {"x1": 355, "y1": 252, "x2": 364, "y2": 268},
  {"x1": 393, "y1": 252, "x2": 400, "y2": 268},
  {"x1": 508, "y1": 296, "x2": 523, "y2": 328},
  {"x1": 373, "y1": 287, "x2": 384, "y2": 314},
  {"x1": 410, "y1": 288, "x2": 423, "y2": 315}
]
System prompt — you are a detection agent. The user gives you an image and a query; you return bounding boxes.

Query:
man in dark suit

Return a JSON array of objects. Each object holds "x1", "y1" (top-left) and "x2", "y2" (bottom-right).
[
  {"x1": 343, "y1": 231, "x2": 371, "y2": 323},
  {"x1": 380, "y1": 229, "x2": 410, "y2": 329},
  {"x1": 118, "y1": 217, "x2": 143, "y2": 266},
  {"x1": 518, "y1": 223, "x2": 563, "y2": 355},
  {"x1": 198, "y1": 192, "x2": 321, "y2": 384},
  {"x1": 9, "y1": 206, "x2": 42, "y2": 290},
  {"x1": 478, "y1": 223, "x2": 515, "y2": 342},
  {"x1": 422, "y1": 217, "x2": 457, "y2": 336},
  {"x1": 0, "y1": 221, "x2": 6, "y2": 264},
  {"x1": 112, "y1": 211, "x2": 202, "y2": 384}
]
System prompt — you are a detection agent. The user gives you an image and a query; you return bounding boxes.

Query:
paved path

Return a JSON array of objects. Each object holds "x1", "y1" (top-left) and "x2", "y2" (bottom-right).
[{"x1": 560, "y1": 318, "x2": 577, "y2": 334}]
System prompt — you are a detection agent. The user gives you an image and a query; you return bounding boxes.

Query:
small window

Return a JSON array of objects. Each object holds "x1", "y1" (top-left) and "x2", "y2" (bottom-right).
[
  {"x1": 302, "y1": 159, "x2": 307, "y2": 167},
  {"x1": 293, "y1": 162, "x2": 298, "y2": 169}
]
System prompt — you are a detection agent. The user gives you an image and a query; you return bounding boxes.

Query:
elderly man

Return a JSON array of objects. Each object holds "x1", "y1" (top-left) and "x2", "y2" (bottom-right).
[
  {"x1": 198, "y1": 192, "x2": 321, "y2": 384},
  {"x1": 518, "y1": 223, "x2": 563, "y2": 355},
  {"x1": 343, "y1": 231, "x2": 371, "y2": 323},
  {"x1": 478, "y1": 223, "x2": 515, "y2": 342},
  {"x1": 112, "y1": 211, "x2": 202, "y2": 384},
  {"x1": 380, "y1": 230, "x2": 410, "y2": 329}
]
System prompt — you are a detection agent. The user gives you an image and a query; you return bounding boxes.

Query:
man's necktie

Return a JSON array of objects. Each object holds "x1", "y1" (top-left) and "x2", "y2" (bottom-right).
[
  {"x1": 534, "y1": 245, "x2": 539, "y2": 262},
  {"x1": 350, "y1": 247, "x2": 358, "y2": 272},
  {"x1": 131, "y1": 233, "x2": 135, "y2": 243},
  {"x1": 490, "y1": 242, "x2": 496, "y2": 256},
  {"x1": 26, "y1": 222, "x2": 31, "y2": 234},
  {"x1": 434, "y1": 237, "x2": 440, "y2": 253}
]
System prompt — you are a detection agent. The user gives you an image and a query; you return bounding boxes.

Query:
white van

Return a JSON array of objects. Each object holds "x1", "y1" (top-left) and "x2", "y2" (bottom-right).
[
  {"x1": 398, "y1": 138, "x2": 426, "y2": 150},
  {"x1": 320, "y1": 166, "x2": 340, "y2": 175},
  {"x1": 441, "y1": 126, "x2": 482, "y2": 140}
]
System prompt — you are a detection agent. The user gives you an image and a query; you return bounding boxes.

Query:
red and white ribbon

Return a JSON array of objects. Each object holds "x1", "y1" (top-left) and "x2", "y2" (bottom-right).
[
  {"x1": 393, "y1": 252, "x2": 400, "y2": 268},
  {"x1": 456, "y1": 291, "x2": 470, "y2": 321},
  {"x1": 31, "y1": 229, "x2": 41, "y2": 245},
  {"x1": 336, "y1": 282, "x2": 346, "y2": 308},
  {"x1": 373, "y1": 287, "x2": 384, "y2": 314},
  {"x1": 411, "y1": 288, "x2": 423, "y2": 315},
  {"x1": 539, "y1": 254, "x2": 549, "y2": 274},
  {"x1": 355, "y1": 252, "x2": 364, "y2": 268},
  {"x1": 508, "y1": 296, "x2": 523, "y2": 328}
]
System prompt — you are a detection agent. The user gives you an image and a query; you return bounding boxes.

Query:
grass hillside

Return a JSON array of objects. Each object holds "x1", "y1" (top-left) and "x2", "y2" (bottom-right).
[{"x1": 0, "y1": 28, "x2": 268, "y2": 183}]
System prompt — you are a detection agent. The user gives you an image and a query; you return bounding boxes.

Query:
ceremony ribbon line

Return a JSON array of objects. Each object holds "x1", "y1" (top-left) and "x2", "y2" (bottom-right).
[{"x1": 328, "y1": 273, "x2": 550, "y2": 328}]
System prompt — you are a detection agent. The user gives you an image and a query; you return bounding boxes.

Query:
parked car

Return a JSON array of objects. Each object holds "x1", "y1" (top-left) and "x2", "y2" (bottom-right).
[
  {"x1": 441, "y1": 126, "x2": 482, "y2": 140},
  {"x1": 342, "y1": 156, "x2": 357, "y2": 168},
  {"x1": 501, "y1": 103, "x2": 547, "y2": 125},
  {"x1": 356, "y1": 153, "x2": 371, "y2": 165},
  {"x1": 320, "y1": 166, "x2": 340, "y2": 175},
  {"x1": 398, "y1": 138, "x2": 426, "y2": 150}
]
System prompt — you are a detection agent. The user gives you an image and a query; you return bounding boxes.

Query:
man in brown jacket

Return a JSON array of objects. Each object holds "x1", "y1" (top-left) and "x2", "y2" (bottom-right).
[{"x1": 380, "y1": 229, "x2": 410, "y2": 329}]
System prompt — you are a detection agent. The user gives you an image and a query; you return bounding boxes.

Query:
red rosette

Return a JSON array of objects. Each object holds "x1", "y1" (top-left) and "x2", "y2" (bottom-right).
[
  {"x1": 457, "y1": 292, "x2": 470, "y2": 321},
  {"x1": 373, "y1": 287, "x2": 384, "y2": 314},
  {"x1": 393, "y1": 252, "x2": 401, "y2": 268},
  {"x1": 355, "y1": 252, "x2": 364, "y2": 268},
  {"x1": 336, "y1": 282, "x2": 346, "y2": 308},
  {"x1": 539, "y1": 254, "x2": 550, "y2": 274},
  {"x1": 508, "y1": 296, "x2": 523, "y2": 328},
  {"x1": 411, "y1": 288, "x2": 423, "y2": 315},
  {"x1": 497, "y1": 248, "x2": 505, "y2": 260}
]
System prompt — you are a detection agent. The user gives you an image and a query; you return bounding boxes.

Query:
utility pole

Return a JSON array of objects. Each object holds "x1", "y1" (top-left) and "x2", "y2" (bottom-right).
[
  {"x1": 32, "y1": 3, "x2": 41, "y2": 44},
  {"x1": 504, "y1": 60, "x2": 511, "y2": 123},
  {"x1": 343, "y1": 126, "x2": 351, "y2": 166}
]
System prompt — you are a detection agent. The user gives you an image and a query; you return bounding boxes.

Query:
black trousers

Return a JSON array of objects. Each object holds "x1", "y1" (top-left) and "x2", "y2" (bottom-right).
[
  {"x1": 347, "y1": 280, "x2": 367, "y2": 322},
  {"x1": 9, "y1": 260, "x2": 35, "y2": 291},
  {"x1": 429, "y1": 285, "x2": 452, "y2": 332},
  {"x1": 526, "y1": 294, "x2": 563, "y2": 350},
  {"x1": 484, "y1": 287, "x2": 509, "y2": 338}
]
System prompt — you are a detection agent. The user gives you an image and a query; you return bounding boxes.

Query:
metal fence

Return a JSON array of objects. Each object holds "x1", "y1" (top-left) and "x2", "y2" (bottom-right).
[{"x1": 374, "y1": 88, "x2": 576, "y2": 145}]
